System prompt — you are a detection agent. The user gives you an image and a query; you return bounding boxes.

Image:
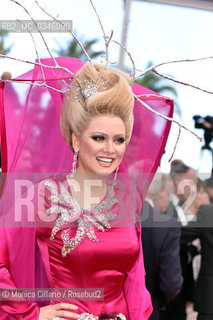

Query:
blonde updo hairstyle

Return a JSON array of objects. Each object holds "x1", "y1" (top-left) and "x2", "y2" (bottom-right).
[{"x1": 60, "y1": 62, "x2": 134, "y2": 152}]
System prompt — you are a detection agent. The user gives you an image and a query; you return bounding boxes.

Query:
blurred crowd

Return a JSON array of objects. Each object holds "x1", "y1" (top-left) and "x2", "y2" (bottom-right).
[{"x1": 142, "y1": 160, "x2": 213, "y2": 320}]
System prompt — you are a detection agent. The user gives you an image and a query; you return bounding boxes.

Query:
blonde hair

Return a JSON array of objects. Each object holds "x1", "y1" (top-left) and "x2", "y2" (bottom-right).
[{"x1": 60, "y1": 62, "x2": 134, "y2": 152}]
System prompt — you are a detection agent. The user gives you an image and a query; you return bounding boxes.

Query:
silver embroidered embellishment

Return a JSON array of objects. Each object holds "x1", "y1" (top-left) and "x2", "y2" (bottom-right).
[
  {"x1": 77, "y1": 312, "x2": 126, "y2": 320},
  {"x1": 74, "y1": 72, "x2": 118, "y2": 104},
  {"x1": 44, "y1": 179, "x2": 118, "y2": 257},
  {"x1": 116, "y1": 314, "x2": 126, "y2": 320},
  {"x1": 77, "y1": 313, "x2": 99, "y2": 320},
  {"x1": 81, "y1": 82, "x2": 98, "y2": 100}
]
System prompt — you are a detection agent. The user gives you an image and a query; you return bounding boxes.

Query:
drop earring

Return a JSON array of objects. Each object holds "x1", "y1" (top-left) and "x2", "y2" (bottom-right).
[
  {"x1": 71, "y1": 150, "x2": 78, "y2": 179},
  {"x1": 113, "y1": 166, "x2": 119, "y2": 187}
]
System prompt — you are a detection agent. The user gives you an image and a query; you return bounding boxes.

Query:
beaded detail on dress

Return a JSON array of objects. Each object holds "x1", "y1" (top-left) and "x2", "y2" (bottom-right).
[
  {"x1": 44, "y1": 180, "x2": 118, "y2": 257},
  {"x1": 77, "y1": 312, "x2": 126, "y2": 320}
]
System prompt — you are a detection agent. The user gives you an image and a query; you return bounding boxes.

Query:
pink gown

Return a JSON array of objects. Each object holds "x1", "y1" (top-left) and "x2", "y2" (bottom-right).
[
  {"x1": 36, "y1": 176, "x2": 151, "y2": 319},
  {"x1": 0, "y1": 175, "x2": 152, "y2": 319}
]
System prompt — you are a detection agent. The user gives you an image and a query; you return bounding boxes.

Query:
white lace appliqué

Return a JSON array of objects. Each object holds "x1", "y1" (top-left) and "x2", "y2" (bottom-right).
[{"x1": 44, "y1": 180, "x2": 118, "y2": 257}]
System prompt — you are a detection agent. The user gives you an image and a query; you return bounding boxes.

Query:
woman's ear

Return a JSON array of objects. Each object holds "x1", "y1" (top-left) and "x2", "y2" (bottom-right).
[{"x1": 72, "y1": 133, "x2": 79, "y2": 152}]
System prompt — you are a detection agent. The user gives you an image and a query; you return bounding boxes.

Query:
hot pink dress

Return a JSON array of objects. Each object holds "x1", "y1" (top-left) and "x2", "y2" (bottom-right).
[
  {"x1": 0, "y1": 175, "x2": 152, "y2": 319},
  {"x1": 36, "y1": 176, "x2": 152, "y2": 319}
]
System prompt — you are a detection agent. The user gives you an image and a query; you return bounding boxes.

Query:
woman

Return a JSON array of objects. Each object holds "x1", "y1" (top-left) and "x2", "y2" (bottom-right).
[
  {"x1": 0, "y1": 58, "x2": 173, "y2": 320},
  {"x1": 37, "y1": 62, "x2": 152, "y2": 320}
]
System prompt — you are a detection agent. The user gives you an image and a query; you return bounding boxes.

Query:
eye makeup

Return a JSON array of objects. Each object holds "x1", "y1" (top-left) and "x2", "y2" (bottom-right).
[
  {"x1": 114, "y1": 137, "x2": 125, "y2": 144},
  {"x1": 91, "y1": 135, "x2": 105, "y2": 141},
  {"x1": 91, "y1": 134, "x2": 125, "y2": 144}
]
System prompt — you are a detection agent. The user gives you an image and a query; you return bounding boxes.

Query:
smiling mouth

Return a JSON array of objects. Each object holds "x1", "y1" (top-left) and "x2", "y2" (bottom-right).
[{"x1": 96, "y1": 157, "x2": 114, "y2": 167}]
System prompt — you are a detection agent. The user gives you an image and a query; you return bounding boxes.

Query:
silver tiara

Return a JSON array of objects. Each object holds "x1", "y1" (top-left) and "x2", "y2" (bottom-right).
[
  {"x1": 74, "y1": 73, "x2": 118, "y2": 103},
  {"x1": 78, "y1": 81, "x2": 99, "y2": 100}
]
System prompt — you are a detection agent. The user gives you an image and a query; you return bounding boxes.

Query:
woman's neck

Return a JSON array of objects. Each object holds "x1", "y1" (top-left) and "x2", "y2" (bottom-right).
[
  {"x1": 75, "y1": 171, "x2": 107, "y2": 187},
  {"x1": 66, "y1": 171, "x2": 108, "y2": 210}
]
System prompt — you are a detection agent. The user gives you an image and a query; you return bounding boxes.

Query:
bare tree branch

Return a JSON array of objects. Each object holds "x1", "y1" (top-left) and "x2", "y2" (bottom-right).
[
  {"x1": 134, "y1": 94, "x2": 202, "y2": 161},
  {"x1": 134, "y1": 94, "x2": 202, "y2": 141},
  {"x1": 34, "y1": 0, "x2": 92, "y2": 62},
  {"x1": 136, "y1": 56, "x2": 213, "y2": 78},
  {"x1": 0, "y1": 50, "x2": 75, "y2": 94},
  {"x1": 152, "y1": 69, "x2": 213, "y2": 95},
  {"x1": 10, "y1": 0, "x2": 58, "y2": 66},
  {"x1": 17, "y1": 19, "x2": 46, "y2": 86},
  {"x1": 109, "y1": 38, "x2": 136, "y2": 86},
  {"x1": 1, "y1": 0, "x2": 208, "y2": 162},
  {"x1": 1, "y1": 78, "x2": 69, "y2": 94},
  {"x1": 89, "y1": 0, "x2": 110, "y2": 66},
  {"x1": 0, "y1": 54, "x2": 76, "y2": 78},
  {"x1": 168, "y1": 125, "x2": 181, "y2": 162},
  {"x1": 135, "y1": 56, "x2": 213, "y2": 95}
]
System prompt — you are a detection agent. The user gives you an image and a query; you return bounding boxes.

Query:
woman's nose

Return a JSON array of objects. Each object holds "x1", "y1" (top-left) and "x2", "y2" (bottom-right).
[{"x1": 104, "y1": 140, "x2": 114, "y2": 153}]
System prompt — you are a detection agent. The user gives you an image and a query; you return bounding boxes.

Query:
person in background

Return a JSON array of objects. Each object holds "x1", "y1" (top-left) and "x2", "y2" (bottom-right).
[
  {"x1": 182, "y1": 178, "x2": 211, "y2": 315},
  {"x1": 163, "y1": 162, "x2": 198, "y2": 320},
  {"x1": 1, "y1": 72, "x2": 12, "y2": 80},
  {"x1": 170, "y1": 159, "x2": 184, "y2": 171},
  {"x1": 168, "y1": 162, "x2": 198, "y2": 223},
  {"x1": 146, "y1": 173, "x2": 173, "y2": 214},
  {"x1": 181, "y1": 203, "x2": 213, "y2": 320},
  {"x1": 141, "y1": 173, "x2": 183, "y2": 320},
  {"x1": 184, "y1": 179, "x2": 210, "y2": 222},
  {"x1": 204, "y1": 177, "x2": 213, "y2": 204}
]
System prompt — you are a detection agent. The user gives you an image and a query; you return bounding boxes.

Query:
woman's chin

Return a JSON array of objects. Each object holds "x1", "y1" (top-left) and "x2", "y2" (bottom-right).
[
  {"x1": 95, "y1": 169, "x2": 114, "y2": 177},
  {"x1": 77, "y1": 163, "x2": 118, "y2": 178}
]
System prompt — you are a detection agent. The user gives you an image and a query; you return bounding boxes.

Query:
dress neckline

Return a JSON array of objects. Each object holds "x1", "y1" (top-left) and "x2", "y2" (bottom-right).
[
  {"x1": 43, "y1": 176, "x2": 119, "y2": 256},
  {"x1": 64, "y1": 175, "x2": 109, "y2": 211}
]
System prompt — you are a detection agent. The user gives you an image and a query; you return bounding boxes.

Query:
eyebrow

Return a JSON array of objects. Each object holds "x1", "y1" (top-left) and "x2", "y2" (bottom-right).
[{"x1": 90, "y1": 132, "x2": 125, "y2": 137}]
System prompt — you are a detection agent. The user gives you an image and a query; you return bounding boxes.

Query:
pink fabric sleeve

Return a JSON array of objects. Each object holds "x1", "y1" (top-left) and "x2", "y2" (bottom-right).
[
  {"x1": 0, "y1": 193, "x2": 40, "y2": 319},
  {"x1": 0, "y1": 265, "x2": 40, "y2": 319},
  {"x1": 0, "y1": 250, "x2": 40, "y2": 319},
  {"x1": 123, "y1": 192, "x2": 153, "y2": 320},
  {"x1": 123, "y1": 225, "x2": 153, "y2": 320}
]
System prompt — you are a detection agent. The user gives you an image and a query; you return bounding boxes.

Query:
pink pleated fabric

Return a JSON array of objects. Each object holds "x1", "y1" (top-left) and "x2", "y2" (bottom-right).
[{"x1": 0, "y1": 57, "x2": 174, "y2": 320}]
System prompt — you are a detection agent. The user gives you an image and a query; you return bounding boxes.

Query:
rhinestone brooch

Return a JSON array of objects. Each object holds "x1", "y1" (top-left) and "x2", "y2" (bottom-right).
[{"x1": 44, "y1": 179, "x2": 118, "y2": 257}]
